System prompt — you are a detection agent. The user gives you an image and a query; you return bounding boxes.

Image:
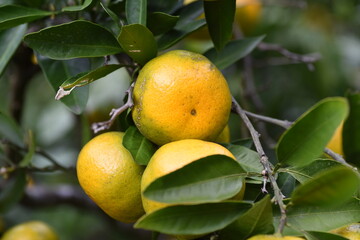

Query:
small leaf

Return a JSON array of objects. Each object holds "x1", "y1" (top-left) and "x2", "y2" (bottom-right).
[
  {"x1": 143, "y1": 155, "x2": 245, "y2": 204},
  {"x1": 304, "y1": 231, "x2": 349, "y2": 240},
  {"x1": 37, "y1": 55, "x2": 89, "y2": 114},
  {"x1": 276, "y1": 97, "x2": 349, "y2": 167},
  {"x1": 205, "y1": 36, "x2": 265, "y2": 70},
  {"x1": 0, "y1": 170, "x2": 27, "y2": 213},
  {"x1": 0, "y1": 5, "x2": 52, "y2": 30},
  {"x1": 273, "y1": 198, "x2": 360, "y2": 235},
  {"x1": 55, "y1": 64, "x2": 124, "y2": 100},
  {"x1": 62, "y1": 0, "x2": 93, "y2": 12},
  {"x1": 0, "y1": 111, "x2": 23, "y2": 147},
  {"x1": 343, "y1": 91, "x2": 360, "y2": 167},
  {"x1": 24, "y1": 20, "x2": 122, "y2": 60},
  {"x1": 147, "y1": 12, "x2": 179, "y2": 36},
  {"x1": 220, "y1": 195, "x2": 274, "y2": 240},
  {"x1": 227, "y1": 144, "x2": 263, "y2": 175},
  {"x1": 123, "y1": 126, "x2": 157, "y2": 165},
  {"x1": 203, "y1": 0, "x2": 236, "y2": 50},
  {"x1": 0, "y1": 23, "x2": 27, "y2": 75},
  {"x1": 126, "y1": 0, "x2": 147, "y2": 25},
  {"x1": 284, "y1": 159, "x2": 340, "y2": 184},
  {"x1": 290, "y1": 166, "x2": 360, "y2": 207},
  {"x1": 117, "y1": 24, "x2": 157, "y2": 66},
  {"x1": 135, "y1": 202, "x2": 252, "y2": 235}
]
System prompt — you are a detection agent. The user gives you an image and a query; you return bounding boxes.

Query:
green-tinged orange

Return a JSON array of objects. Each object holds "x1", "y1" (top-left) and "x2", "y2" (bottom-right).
[
  {"x1": 331, "y1": 223, "x2": 360, "y2": 240},
  {"x1": 326, "y1": 122, "x2": 344, "y2": 155},
  {"x1": 132, "y1": 50, "x2": 232, "y2": 146},
  {"x1": 246, "y1": 235, "x2": 304, "y2": 240},
  {"x1": 216, "y1": 125, "x2": 231, "y2": 143},
  {"x1": 77, "y1": 132, "x2": 145, "y2": 223},
  {"x1": 1, "y1": 221, "x2": 58, "y2": 240}
]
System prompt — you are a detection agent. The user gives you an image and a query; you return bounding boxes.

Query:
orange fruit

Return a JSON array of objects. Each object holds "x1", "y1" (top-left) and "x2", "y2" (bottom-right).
[
  {"x1": 1, "y1": 221, "x2": 58, "y2": 240},
  {"x1": 77, "y1": 132, "x2": 145, "y2": 223},
  {"x1": 132, "y1": 50, "x2": 232, "y2": 146},
  {"x1": 326, "y1": 122, "x2": 344, "y2": 155},
  {"x1": 246, "y1": 235, "x2": 304, "y2": 240}
]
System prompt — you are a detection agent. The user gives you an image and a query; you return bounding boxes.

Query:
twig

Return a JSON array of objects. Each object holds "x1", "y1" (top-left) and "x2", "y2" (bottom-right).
[
  {"x1": 231, "y1": 96, "x2": 287, "y2": 234},
  {"x1": 257, "y1": 42, "x2": 322, "y2": 71},
  {"x1": 324, "y1": 148, "x2": 356, "y2": 170},
  {"x1": 91, "y1": 82, "x2": 135, "y2": 133}
]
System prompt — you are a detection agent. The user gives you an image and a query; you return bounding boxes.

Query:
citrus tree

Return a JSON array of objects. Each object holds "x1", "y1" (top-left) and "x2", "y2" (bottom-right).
[{"x1": 0, "y1": 0, "x2": 360, "y2": 240}]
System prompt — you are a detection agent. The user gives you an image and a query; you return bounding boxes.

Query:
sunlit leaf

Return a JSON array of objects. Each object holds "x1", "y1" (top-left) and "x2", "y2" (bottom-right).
[
  {"x1": 123, "y1": 126, "x2": 157, "y2": 165},
  {"x1": 24, "y1": 20, "x2": 122, "y2": 60},
  {"x1": 0, "y1": 5, "x2": 52, "y2": 30},
  {"x1": 276, "y1": 97, "x2": 349, "y2": 167},
  {"x1": 135, "y1": 202, "x2": 252, "y2": 235},
  {"x1": 143, "y1": 155, "x2": 245, "y2": 204},
  {"x1": 117, "y1": 24, "x2": 157, "y2": 65},
  {"x1": 0, "y1": 23, "x2": 27, "y2": 75}
]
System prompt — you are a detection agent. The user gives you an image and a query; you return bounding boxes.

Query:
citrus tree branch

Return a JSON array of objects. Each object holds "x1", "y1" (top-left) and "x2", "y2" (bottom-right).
[
  {"x1": 231, "y1": 96, "x2": 287, "y2": 234},
  {"x1": 91, "y1": 82, "x2": 135, "y2": 133}
]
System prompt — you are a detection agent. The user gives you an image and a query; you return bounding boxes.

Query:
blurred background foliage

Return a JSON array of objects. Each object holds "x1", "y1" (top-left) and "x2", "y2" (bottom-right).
[{"x1": 0, "y1": 0, "x2": 359, "y2": 239}]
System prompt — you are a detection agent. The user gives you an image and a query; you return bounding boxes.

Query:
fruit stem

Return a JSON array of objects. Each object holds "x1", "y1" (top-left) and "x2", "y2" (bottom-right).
[
  {"x1": 231, "y1": 96, "x2": 288, "y2": 234},
  {"x1": 91, "y1": 82, "x2": 135, "y2": 133}
]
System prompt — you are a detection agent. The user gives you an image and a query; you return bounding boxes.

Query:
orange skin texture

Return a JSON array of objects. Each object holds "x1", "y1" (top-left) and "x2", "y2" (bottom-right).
[
  {"x1": 132, "y1": 50, "x2": 232, "y2": 146},
  {"x1": 77, "y1": 132, "x2": 145, "y2": 223},
  {"x1": 331, "y1": 223, "x2": 360, "y2": 240},
  {"x1": 247, "y1": 235, "x2": 304, "y2": 240},
  {"x1": 141, "y1": 139, "x2": 244, "y2": 213},
  {"x1": 326, "y1": 122, "x2": 344, "y2": 155},
  {"x1": 1, "y1": 221, "x2": 58, "y2": 240}
]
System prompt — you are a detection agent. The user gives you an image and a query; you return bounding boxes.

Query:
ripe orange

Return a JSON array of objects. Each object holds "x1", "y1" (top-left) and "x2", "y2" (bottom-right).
[
  {"x1": 326, "y1": 122, "x2": 344, "y2": 155},
  {"x1": 132, "y1": 50, "x2": 232, "y2": 146},
  {"x1": 77, "y1": 132, "x2": 145, "y2": 223},
  {"x1": 1, "y1": 221, "x2": 58, "y2": 240},
  {"x1": 246, "y1": 235, "x2": 304, "y2": 240}
]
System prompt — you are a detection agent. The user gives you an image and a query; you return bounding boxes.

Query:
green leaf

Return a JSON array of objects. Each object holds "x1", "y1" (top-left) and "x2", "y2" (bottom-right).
[
  {"x1": 290, "y1": 166, "x2": 360, "y2": 207},
  {"x1": 343, "y1": 91, "x2": 360, "y2": 167},
  {"x1": 147, "y1": 12, "x2": 179, "y2": 36},
  {"x1": 284, "y1": 159, "x2": 341, "y2": 184},
  {"x1": 274, "y1": 198, "x2": 360, "y2": 235},
  {"x1": 19, "y1": 130, "x2": 36, "y2": 167},
  {"x1": 126, "y1": 0, "x2": 147, "y2": 25},
  {"x1": 304, "y1": 231, "x2": 349, "y2": 240},
  {"x1": 276, "y1": 97, "x2": 349, "y2": 167},
  {"x1": 0, "y1": 111, "x2": 23, "y2": 147},
  {"x1": 277, "y1": 172, "x2": 296, "y2": 197},
  {"x1": 0, "y1": 170, "x2": 27, "y2": 213},
  {"x1": 117, "y1": 24, "x2": 157, "y2": 66},
  {"x1": 148, "y1": 0, "x2": 181, "y2": 13},
  {"x1": 55, "y1": 64, "x2": 124, "y2": 100},
  {"x1": 100, "y1": 2, "x2": 121, "y2": 29},
  {"x1": 24, "y1": 20, "x2": 122, "y2": 60},
  {"x1": 203, "y1": 0, "x2": 236, "y2": 50},
  {"x1": 135, "y1": 201, "x2": 252, "y2": 235},
  {"x1": 204, "y1": 36, "x2": 265, "y2": 70},
  {"x1": 123, "y1": 126, "x2": 157, "y2": 165},
  {"x1": 227, "y1": 144, "x2": 263, "y2": 175},
  {"x1": 37, "y1": 56, "x2": 89, "y2": 114},
  {"x1": 220, "y1": 195, "x2": 274, "y2": 240},
  {"x1": 157, "y1": 1, "x2": 206, "y2": 50},
  {"x1": 62, "y1": 0, "x2": 93, "y2": 12},
  {"x1": 143, "y1": 155, "x2": 245, "y2": 204},
  {"x1": 0, "y1": 5, "x2": 52, "y2": 30},
  {"x1": 0, "y1": 23, "x2": 27, "y2": 75}
]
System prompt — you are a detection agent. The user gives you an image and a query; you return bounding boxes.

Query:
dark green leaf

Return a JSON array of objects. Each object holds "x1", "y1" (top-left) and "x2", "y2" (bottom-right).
[
  {"x1": 126, "y1": 0, "x2": 147, "y2": 25},
  {"x1": 147, "y1": 12, "x2": 179, "y2": 36},
  {"x1": 143, "y1": 155, "x2": 245, "y2": 204},
  {"x1": 0, "y1": 23, "x2": 27, "y2": 75},
  {"x1": 290, "y1": 166, "x2": 360, "y2": 207},
  {"x1": 123, "y1": 126, "x2": 157, "y2": 165},
  {"x1": 274, "y1": 198, "x2": 360, "y2": 235},
  {"x1": 277, "y1": 172, "x2": 296, "y2": 197},
  {"x1": 135, "y1": 201, "x2": 252, "y2": 235},
  {"x1": 0, "y1": 111, "x2": 23, "y2": 147},
  {"x1": 0, "y1": 170, "x2": 26, "y2": 213},
  {"x1": 205, "y1": 36, "x2": 265, "y2": 70},
  {"x1": 148, "y1": 0, "x2": 181, "y2": 13},
  {"x1": 117, "y1": 24, "x2": 157, "y2": 66},
  {"x1": 304, "y1": 231, "x2": 349, "y2": 240},
  {"x1": 220, "y1": 195, "x2": 274, "y2": 240},
  {"x1": 227, "y1": 145, "x2": 263, "y2": 175},
  {"x1": 228, "y1": 138, "x2": 253, "y2": 148},
  {"x1": 62, "y1": 0, "x2": 93, "y2": 12},
  {"x1": 284, "y1": 159, "x2": 341, "y2": 184},
  {"x1": 55, "y1": 64, "x2": 124, "y2": 100},
  {"x1": 100, "y1": 2, "x2": 121, "y2": 29},
  {"x1": 204, "y1": 0, "x2": 236, "y2": 50},
  {"x1": 37, "y1": 55, "x2": 89, "y2": 114},
  {"x1": 24, "y1": 20, "x2": 122, "y2": 60},
  {"x1": 343, "y1": 91, "x2": 360, "y2": 167},
  {"x1": 276, "y1": 97, "x2": 349, "y2": 167},
  {"x1": 0, "y1": 5, "x2": 52, "y2": 30}
]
